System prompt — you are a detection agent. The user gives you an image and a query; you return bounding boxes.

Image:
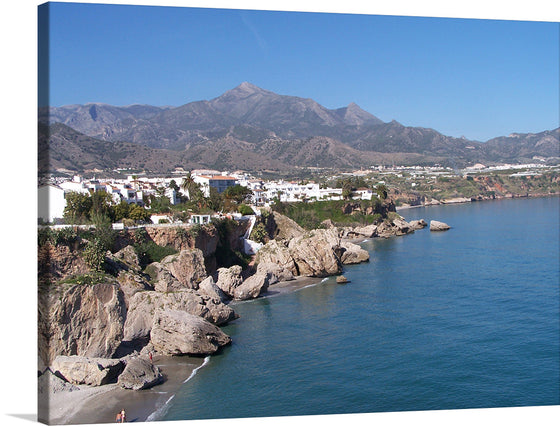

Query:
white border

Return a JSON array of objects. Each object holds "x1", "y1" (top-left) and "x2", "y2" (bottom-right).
[{"x1": 1, "y1": 1, "x2": 558, "y2": 426}]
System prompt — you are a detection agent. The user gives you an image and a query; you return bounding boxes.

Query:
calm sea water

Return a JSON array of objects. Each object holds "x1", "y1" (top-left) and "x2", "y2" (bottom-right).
[{"x1": 162, "y1": 197, "x2": 559, "y2": 421}]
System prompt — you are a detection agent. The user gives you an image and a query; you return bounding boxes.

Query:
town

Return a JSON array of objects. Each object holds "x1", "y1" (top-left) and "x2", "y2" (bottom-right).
[{"x1": 38, "y1": 161, "x2": 560, "y2": 228}]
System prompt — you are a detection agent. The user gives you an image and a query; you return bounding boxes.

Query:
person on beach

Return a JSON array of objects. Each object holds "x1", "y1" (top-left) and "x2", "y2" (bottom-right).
[
  {"x1": 120, "y1": 409, "x2": 126, "y2": 423},
  {"x1": 149, "y1": 351, "x2": 153, "y2": 362},
  {"x1": 115, "y1": 412, "x2": 121, "y2": 422}
]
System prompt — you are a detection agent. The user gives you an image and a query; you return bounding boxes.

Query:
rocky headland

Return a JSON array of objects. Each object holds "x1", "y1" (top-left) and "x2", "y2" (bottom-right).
[{"x1": 37, "y1": 208, "x2": 434, "y2": 423}]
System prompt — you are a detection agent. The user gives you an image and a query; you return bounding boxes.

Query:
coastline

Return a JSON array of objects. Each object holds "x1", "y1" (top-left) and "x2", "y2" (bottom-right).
[
  {"x1": 396, "y1": 192, "x2": 560, "y2": 211},
  {"x1": 41, "y1": 194, "x2": 558, "y2": 424},
  {"x1": 48, "y1": 354, "x2": 205, "y2": 425},
  {"x1": 50, "y1": 276, "x2": 324, "y2": 425}
]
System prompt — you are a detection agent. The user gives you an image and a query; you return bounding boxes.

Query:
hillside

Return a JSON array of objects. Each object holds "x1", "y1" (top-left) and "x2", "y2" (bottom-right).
[
  {"x1": 38, "y1": 123, "x2": 183, "y2": 175},
  {"x1": 40, "y1": 122, "x2": 446, "y2": 175},
  {"x1": 40, "y1": 83, "x2": 559, "y2": 172}
]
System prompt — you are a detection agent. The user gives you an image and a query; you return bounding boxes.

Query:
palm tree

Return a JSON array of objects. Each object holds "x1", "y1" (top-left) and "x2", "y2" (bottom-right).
[
  {"x1": 180, "y1": 172, "x2": 195, "y2": 199},
  {"x1": 181, "y1": 172, "x2": 205, "y2": 210}
]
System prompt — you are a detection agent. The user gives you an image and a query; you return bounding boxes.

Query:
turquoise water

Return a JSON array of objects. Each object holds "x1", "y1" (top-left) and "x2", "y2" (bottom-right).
[{"x1": 162, "y1": 197, "x2": 559, "y2": 420}]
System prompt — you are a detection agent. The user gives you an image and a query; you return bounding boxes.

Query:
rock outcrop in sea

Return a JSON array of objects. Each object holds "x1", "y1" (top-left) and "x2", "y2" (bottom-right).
[{"x1": 430, "y1": 220, "x2": 451, "y2": 231}]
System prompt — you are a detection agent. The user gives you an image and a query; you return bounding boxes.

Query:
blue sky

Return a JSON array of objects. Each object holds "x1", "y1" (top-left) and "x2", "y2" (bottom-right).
[{"x1": 41, "y1": 2, "x2": 559, "y2": 141}]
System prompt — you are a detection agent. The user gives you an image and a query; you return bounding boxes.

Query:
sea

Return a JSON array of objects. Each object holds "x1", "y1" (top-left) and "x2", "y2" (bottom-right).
[{"x1": 158, "y1": 197, "x2": 559, "y2": 421}]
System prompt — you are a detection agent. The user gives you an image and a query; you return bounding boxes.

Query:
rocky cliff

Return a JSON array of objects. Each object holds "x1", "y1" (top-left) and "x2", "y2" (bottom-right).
[{"x1": 38, "y1": 212, "x2": 416, "y2": 397}]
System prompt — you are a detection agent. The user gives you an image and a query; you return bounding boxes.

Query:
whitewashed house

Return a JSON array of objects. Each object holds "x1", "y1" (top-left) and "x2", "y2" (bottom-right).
[
  {"x1": 38, "y1": 184, "x2": 66, "y2": 223},
  {"x1": 59, "y1": 177, "x2": 89, "y2": 194},
  {"x1": 189, "y1": 214, "x2": 211, "y2": 225}
]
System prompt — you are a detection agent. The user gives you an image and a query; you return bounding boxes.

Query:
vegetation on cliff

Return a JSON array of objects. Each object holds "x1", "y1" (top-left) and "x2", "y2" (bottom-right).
[{"x1": 271, "y1": 197, "x2": 393, "y2": 230}]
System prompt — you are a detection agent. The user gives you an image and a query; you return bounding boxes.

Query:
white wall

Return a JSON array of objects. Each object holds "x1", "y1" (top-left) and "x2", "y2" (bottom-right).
[{"x1": 38, "y1": 185, "x2": 66, "y2": 223}]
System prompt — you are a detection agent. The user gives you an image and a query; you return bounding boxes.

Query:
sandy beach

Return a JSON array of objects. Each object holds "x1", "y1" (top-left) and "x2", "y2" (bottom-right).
[
  {"x1": 45, "y1": 354, "x2": 204, "y2": 425},
  {"x1": 43, "y1": 276, "x2": 324, "y2": 425}
]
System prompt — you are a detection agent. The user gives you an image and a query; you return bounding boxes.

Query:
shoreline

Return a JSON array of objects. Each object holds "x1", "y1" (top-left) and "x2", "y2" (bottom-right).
[
  {"x1": 49, "y1": 355, "x2": 205, "y2": 425},
  {"x1": 49, "y1": 276, "x2": 324, "y2": 425},
  {"x1": 396, "y1": 192, "x2": 560, "y2": 211}
]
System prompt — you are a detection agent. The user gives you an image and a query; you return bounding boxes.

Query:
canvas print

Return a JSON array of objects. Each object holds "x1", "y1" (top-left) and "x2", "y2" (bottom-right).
[{"x1": 37, "y1": 1, "x2": 559, "y2": 425}]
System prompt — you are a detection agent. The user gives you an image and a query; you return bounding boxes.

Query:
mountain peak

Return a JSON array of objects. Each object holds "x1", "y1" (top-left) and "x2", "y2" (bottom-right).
[
  {"x1": 238, "y1": 81, "x2": 259, "y2": 90},
  {"x1": 338, "y1": 102, "x2": 383, "y2": 126},
  {"x1": 233, "y1": 82, "x2": 268, "y2": 94}
]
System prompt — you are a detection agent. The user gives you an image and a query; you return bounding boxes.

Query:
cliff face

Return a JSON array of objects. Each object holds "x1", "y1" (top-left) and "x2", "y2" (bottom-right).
[
  {"x1": 40, "y1": 282, "x2": 127, "y2": 365},
  {"x1": 38, "y1": 220, "x2": 251, "y2": 367}
]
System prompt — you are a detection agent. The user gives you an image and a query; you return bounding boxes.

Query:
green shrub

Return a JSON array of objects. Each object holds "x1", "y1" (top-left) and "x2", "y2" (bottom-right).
[
  {"x1": 238, "y1": 204, "x2": 254, "y2": 216},
  {"x1": 133, "y1": 227, "x2": 148, "y2": 243},
  {"x1": 83, "y1": 238, "x2": 106, "y2": 271},
  {"x1": 60, "y1": 271, "x2": 109, "y2": 286},
  {"x1": 38, "y1": 227, "x2": 79, "y2": 247},
  {"x1": 38, "y1": 227, "x2": 54, "y2": 247},
  {"x1": 134, "y1": 241, "x2": 177, "y2": 268},
  {"x1": 250, "y1": 222, "x2": 268, "y2": 243}
]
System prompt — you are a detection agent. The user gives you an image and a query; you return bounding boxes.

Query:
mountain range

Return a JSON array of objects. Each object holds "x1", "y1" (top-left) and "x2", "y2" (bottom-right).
[{"x1": 38, "y1": 82, "x2": 559, "y2": 175}]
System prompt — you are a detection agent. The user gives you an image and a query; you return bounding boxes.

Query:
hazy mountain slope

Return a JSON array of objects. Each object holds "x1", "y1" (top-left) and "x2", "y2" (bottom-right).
[
  {"x1": 40, "y1": 83, "x2": 559, "y2": 169},
  {"x1": 38, "y1": 123, "x2": 184, "y2": 175},
  {"x1": 482, "y1": 128, "x2": 560, "y2": 162},
  {"x1": 39, "y1": 103, "x2": 169, "y2": 140}
]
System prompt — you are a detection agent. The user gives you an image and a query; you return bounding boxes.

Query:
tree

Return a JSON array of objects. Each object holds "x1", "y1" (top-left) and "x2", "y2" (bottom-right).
[
  {"x1": 181, "y1": 173, "x2": 205, "y2": 209},
  {"x1": 83, "y1": 238, "x2": 106, "y2": 271},
  {"x1": 208, "y1": 187, "x2": 224, "y2": 212},
  {"x1": 149, "y1": 194, "x2": 171, "y2": 213},
  {"x1": 129, "y1": 204, "x2": 150, "y2": 222},
  {"x1": 114, "y1": 200, "x2": 130, "y2": 221},
  {"x1": 223, "y1": 184, "x2": 252, "y2": 205},
  {"x1": 63, "y1": 192, "x2": 92, "y2": 224},
  {"x1": 376, "y1": 184, "x2": 388, "y2": 200},
  {"x1": 90, "y1": 190, "x2": 115, "y2": 221},
  {"x1": 342, "y1": 181, "x2": 354, "y2": 200},
  {"x1": 169, "y1": 179, "x2": 179, "y2": 192},
  {"x1": 250, "y1": 222, "x2": 267, "y2": 243}
]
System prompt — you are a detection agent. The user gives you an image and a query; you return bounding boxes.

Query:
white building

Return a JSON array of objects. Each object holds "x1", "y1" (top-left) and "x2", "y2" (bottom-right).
[
  {"x1": 59, "y1": 177, "x2": 89, "y2": 194},
  {"x1": 38, "y1": 184, "x2": 66, "y2": 223}
]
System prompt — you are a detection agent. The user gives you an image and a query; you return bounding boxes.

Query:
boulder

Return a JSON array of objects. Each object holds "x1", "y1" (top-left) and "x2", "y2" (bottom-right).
[
  {"x1": 43, "y1": 282, "x2": 126, "y2": 364},
  {"x1": 256, "y1": 262, "x2": 295, "y2": 285},
  {"x1": 150, "y1": 310, "x2": 231, "y2": 356},
  {"x1": 116, "y1": 271, "x2": 153, "y2": 308},
  {"x1": 409, "y1": 219, "x2": 428, "y2": 230},
  {"x1": 254, "y1": 240, "x2": 298, "y2": 276},
  {"x1": 269, "y1": 212, "x2": 306, "y2": 241},
  {"x1": 288, "y1": 229, "x2": 342, "y2": 277},
  {"x1": 233, "y1": 273, "x2": 270, "y2": 300},
  {"x1": 351, "y1": 224, "x2": 378, "y2": 238},
  {"x1": 51, "y1": 355, "x2": 124, "y2": 386},
  {"x1": 117, "y1": 356, "x2": 163, "y2": 390},
  {"x1": 430, "y1": 220, "x2": 451, "y2": 231},
  {"x1": 376, "y1": 216, "x2": 413, "y2": 238},
  {"x1": 336, "y1": 275, "x2": 350, "y2": 284},
  {"x1": 197, "y1": 275, "x2": 228, "y2": 302},
  {"x1": 145, "y1": 262, "x2": 183, "y2": 293},
  {"x1": 112, "y1": 245, "x2": 141, "y2": 271},
  {"x1": 339, "y1": 241, "x2": 370, "y2": 265},
  {"x1": 214, "y1": 265, "x2": 243, "y2": 297},
  {"x1": 320, "y1": 219, "x2": 336, "y2": 229},
  {"x1": 123, "y1": 289, "x2": 237, "y2": 342},
  {"x1": 144, "y1": 248, "x2": 207, "y2": 293},
  {"x1": 159, "y1": 248, "x2": 207, "y2": 289}
]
